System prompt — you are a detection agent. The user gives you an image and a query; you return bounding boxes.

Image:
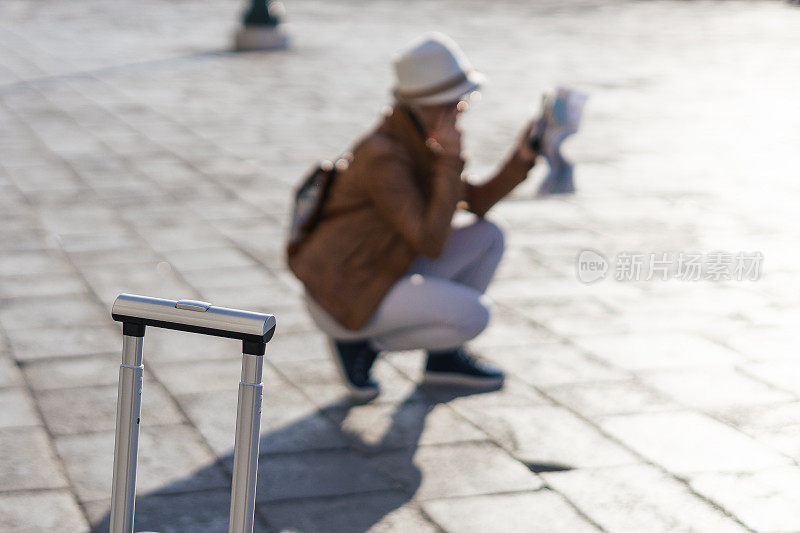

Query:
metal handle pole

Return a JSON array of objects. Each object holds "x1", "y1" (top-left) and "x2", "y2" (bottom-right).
[
  {"x1": 109, "y1": 294, "x2": 275, "y2": 531},
  {"x1": 109, "y1": 333, "x2": 145, "y2": 533},
  {"x1": 229, "y1": 350, "x2": 264, "y2": 533}
]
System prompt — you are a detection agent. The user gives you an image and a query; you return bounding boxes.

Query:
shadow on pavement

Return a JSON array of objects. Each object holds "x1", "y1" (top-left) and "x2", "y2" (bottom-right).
[{"x1": 92, "y1": 385, "x2": 494, "y2": 532}]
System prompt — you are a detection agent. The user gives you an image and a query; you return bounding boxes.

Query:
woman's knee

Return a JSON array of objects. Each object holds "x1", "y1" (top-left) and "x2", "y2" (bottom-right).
[
  {"x1": 475, "y1": 219, "x2": 505, "y2": 256},
  {"x1": 409, "y1": 298, "x2": 489, "y2": 350},
  {"x1": 457, "y1": 297, "x2": 491, "y2": 340}
]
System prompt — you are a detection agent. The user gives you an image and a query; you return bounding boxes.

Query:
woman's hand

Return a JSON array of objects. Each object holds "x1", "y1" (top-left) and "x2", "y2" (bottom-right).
[
  {"x1": 426, "y1": 106, "x2": 462, "y2": 157},
  {"x1": 516, "y1": 118, "x2": 541, "y2": 164}
]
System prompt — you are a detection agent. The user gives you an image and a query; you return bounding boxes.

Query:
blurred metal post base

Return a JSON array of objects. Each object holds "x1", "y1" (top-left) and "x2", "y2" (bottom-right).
[{"x1": 234, "y1": 0, "x2": 289, "y2": 51}]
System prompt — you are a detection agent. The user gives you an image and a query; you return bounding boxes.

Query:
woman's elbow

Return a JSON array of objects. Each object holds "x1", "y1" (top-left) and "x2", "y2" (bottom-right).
[
  {"x1": 465, "y1": 198, "x2": 490, "y2": 218},
  {"x1": 417, "y1": 234, "x2": 447, "y2": 259}
]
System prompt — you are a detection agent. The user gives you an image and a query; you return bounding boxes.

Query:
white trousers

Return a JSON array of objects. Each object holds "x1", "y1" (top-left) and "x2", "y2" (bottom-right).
[{"x1": 306, "y1": 219, "x2": 504, "y2": 351}]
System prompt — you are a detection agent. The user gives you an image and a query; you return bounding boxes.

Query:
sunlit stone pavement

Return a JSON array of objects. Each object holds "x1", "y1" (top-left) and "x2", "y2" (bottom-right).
[{"x1": 1, "y1": 0, "x2": 799, "y2": 531}]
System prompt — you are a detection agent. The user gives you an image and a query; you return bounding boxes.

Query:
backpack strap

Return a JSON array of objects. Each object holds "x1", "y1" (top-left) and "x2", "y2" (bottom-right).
[{"x1": 287, "y1": 157, "x2": 347, "y2": 257}]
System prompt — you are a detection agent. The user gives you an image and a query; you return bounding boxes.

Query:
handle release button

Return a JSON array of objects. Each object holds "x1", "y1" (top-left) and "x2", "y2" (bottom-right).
[{"x1": 175, "y1": 300, "x2": 212, "y2": 312}]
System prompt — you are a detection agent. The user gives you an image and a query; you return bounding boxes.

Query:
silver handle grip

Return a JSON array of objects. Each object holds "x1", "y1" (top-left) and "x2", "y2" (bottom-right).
[{"x1": 111, "y1": 294, "x2": 276, "y2": 354}]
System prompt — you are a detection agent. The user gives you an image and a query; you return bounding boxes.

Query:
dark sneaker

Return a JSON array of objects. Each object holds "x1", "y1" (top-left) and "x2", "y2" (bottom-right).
[
  {"x1": 328, "y1": 338, "x2": 380, "y2": 400},
  {"x1": 424, "y1": 348, "x2": 504, "y2": 388}
]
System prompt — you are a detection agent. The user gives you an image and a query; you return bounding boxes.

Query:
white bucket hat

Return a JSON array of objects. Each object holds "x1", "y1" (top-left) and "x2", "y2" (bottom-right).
[{"x1": 393, "y1": 32, "x2": 484, "y2": 106}]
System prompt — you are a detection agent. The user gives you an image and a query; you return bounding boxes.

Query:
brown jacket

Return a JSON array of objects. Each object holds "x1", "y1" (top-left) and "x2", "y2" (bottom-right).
[{"x1": 287, "y1": 106, "x2": 534, "y2": 330}]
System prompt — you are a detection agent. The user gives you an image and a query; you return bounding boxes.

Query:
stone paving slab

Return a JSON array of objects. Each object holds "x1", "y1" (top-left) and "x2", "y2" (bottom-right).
[
  {"x1": 726, "y1": 328, "x2": 800, "y2": 362},
  {"x1": 248, "y1": 450, "x2": 398, "y2": 503},
  {"x1": 0, "y1": 425, "x2": 69, "y2": 491},
  {"x1": 177, "y1": 265, "x2": 280, "y2": 291},
  {"x1": 0, "y1": 491, "x2": 88, "y2": 533},
  {"x1": 177, "y1": 387, "x2": 352, "y2": 457},
  {"x1": 0, "y1": 271, "x2": 87, "y2": 299},
  {"x1": 545, "y1": 379, "x2": 676, "y2": 419},
  {"x1": 270, "y1": 357, "x2": 369, "y2": 410},
  {"x1": 640, "y1": 367, "x2": 795, "y2": 410},
  {"x1": 58, "y1": 231, "x2": 142, "y2": 256},
  {"x1": 153, "y1": 357, "x2": 249, "y2": 396},
  {"x1": 543, "y1": 464, "x2": 751, "y2": 533},
  {"x1": 422, "y1": 490, "x2": 601, "y2": 533},
  {"x1": 483, "y1": 342, "x2": 630, "y2": 388},
  {"x1": 0, "y1": 353, "x2": 24, "y2": 388},
  {"x1": 573, "y1": 333, "x2": 743, "y2": 372},
  {"x1": 0, "y1": 294, "x2": 107, "y2": 330},
  {"x1": 259, "y1": 491, "x2": 438, "y2": 533},
  {"x1": 420, "y1": 377, "x2": 548, "y2": 410},
  {"x1": 22, "y1": 353, "x2": 120, "y2": 391},
  {"x1": 467, "y1": 307, "x2": 560, "y2": 351},
  {"x1": 56, "y1": 425, "x2": 229, "y2": 504},
  {"x1": 77, "y1": 260, "x2": 198, "y2": 308},
  {"x1": 263, "y1": 329, "x2": 340, "y2": 364},
  {"x1": 462, "y1": 405, "x2": 639, "y2": 469},
  {"x1": 0, "y1": 387, "x2": 40, "y2": 428},
  {"x1": 601, "y1": 411, "x2": 791, "y2": 475},
  {"x1": 689, "y1": 467, "x2": 800, "y2": 533},
  {"x1": 5, "y1": 324, "x2": 120, "y2": 361},
  {"x1": 0, "y1": 250, "x2": 73, "y2": 277},
  {"x1": 326, "y1": 399, "x2": 488, "y2": 453},
  {"x1": 741, "y1": 358, "x2": 800, "y2": 393},
  {"x1": 36, "y1": 380, "x2": 184, "y2": 436},
  {"x1": 371, "y1": 442, "x2": 542, "y2": 501},
  {"x1": 67, "y1": 246, "x2": 162, "y2": 269},
  {"x1": 86, "y1": 489, "x2": 271, "y2": 533}
]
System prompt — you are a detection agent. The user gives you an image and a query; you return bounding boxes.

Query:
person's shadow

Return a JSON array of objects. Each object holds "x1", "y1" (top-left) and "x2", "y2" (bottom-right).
[{"x1": 92, "y1": 384, "x2": 492, "y2": 532}]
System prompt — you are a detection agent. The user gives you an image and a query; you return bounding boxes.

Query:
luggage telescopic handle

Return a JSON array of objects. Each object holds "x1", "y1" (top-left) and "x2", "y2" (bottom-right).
[
  {"x1": 109, "y1": 293, "x2": 276, "y2": 533},
  {"x1": 111, "y1": 293, "x2": 276, "y2": 355}
]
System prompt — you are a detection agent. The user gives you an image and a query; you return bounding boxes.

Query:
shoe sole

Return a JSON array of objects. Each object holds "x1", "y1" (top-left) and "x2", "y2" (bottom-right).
[
  {"x1": 423, "y1": 371, "x2": 504, "y2": 389},
  {"x1": 327, "y1": 338, "x2": 380, "y2": 401}
]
